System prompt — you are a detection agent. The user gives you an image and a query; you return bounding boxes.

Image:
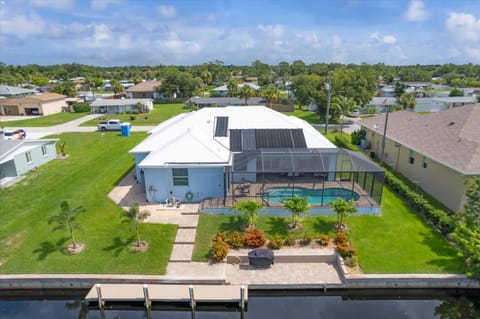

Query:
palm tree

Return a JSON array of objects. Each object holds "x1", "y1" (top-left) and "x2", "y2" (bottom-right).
[
  {"x1": 48, "y1": 200, "x2": 85, "y2": 250},
  {"x1": 399, "y1": 93, "x2": 416, "y2": 110},
  {"x1": 282, "y1": 196, "x2": 310, "y2": 229},
  {"x1": 226, "y1": 78, "x2": 238, "y2": 97},
  {"x1": 200, "y1": 70, "x2": 212, "y2": 95},
  {"x1": 232, "y1": 200, "x2": 263, "y2": 229},
  {"x1": 111, "y1": 80, "x2": 125, "y2": 98},
  {"x1": 261, "y1": 85, "x2": 281, "y2": 107},
  {"x1": 329, "y1": 198, "x2": 357, "y2": 230},
  {"x1": 331, "y1": 96, "x2": 357, "y2": 134},
  {"x1": 238, "y1": 84, "x2": 253, "y2": 105},
  {"x1": 121, "y1": 202, "x2": 151, "y2": 247}
]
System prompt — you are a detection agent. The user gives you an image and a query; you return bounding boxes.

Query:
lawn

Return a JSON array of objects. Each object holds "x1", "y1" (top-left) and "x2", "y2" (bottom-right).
[
  {"x1": 192, "y1": 187, "x2": 465, "y2": 274},
  {"x1": 0, "y1": 112, "x2": 88, "y2": 127},
  {"x1": 0, "y1": 132, "x2": 177, "y2": 274},
  {"x1": 81, "y1": 103, "x2": 189, "y2": 126},
  {"x1": 285, "y1": 107, "x2": 321, "y2": 124}
]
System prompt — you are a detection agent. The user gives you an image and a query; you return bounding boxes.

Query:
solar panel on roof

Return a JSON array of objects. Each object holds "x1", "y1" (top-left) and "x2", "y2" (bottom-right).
[
  {"x1": 229, "y1": 129, "x2": 307, "y2": 151},
  {"x1": 230, "y1": 130, "x2": 242, "y2": 151},
  {"x1": 214, "y1": 116, "x2": 229, "y2": 137}
]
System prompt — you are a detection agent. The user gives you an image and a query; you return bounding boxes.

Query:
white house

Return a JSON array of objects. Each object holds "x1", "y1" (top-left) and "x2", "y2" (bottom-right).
[
  {"x1": 212, "y1": 83, "x2": 260, "y2": 97},
  {"x1": 130, "y1": 106, "x2": 336, "y2": 203},
  {"x1": 90, "y1": 98, "x2": 153, "y2": 114}
]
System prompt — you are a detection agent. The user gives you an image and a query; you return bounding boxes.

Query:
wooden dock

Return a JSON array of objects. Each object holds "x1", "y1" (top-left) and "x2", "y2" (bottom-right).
[{"x1": 84, "y1": 283, "x2": 247, "y2": 311}]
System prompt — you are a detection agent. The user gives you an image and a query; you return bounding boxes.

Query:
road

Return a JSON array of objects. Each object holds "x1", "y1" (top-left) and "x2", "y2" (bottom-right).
[{"x1": 1, "y1": 114, "x2": 156, "y2": 139}]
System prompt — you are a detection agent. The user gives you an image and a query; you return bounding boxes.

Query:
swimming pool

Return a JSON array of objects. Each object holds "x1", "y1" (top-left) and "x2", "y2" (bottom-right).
[{"x1": 264, "y1": 187, "x2": 360, "y2": 204}]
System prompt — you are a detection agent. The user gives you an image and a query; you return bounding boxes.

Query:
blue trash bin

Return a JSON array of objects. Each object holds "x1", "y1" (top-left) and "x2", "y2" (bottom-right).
[{"x1": 120, "y1": 123, "x2": 131, "y2": 137}]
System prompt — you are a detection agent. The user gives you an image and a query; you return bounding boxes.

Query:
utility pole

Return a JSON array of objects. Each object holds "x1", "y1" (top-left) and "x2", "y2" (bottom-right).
[{"x1": 324, "y1": 73, "x2": 331, "y2": 134}]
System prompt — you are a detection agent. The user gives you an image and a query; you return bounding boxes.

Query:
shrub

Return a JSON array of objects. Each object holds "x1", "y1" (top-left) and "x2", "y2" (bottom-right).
[
  {"x1": 126, "y1": 110, "x2": 132, "y2": 114},
  {"x1": 335, "y1": 231, "x2": 348, "y2": 245},
  {"x1": 344, "y1": 255, "x2": 359, "y2": 268},
  {"x1": 351, "y1": 129, "x2": 366, "y2": 145},
  {"x1": 334, "y1": 135, "x2": 360, "y2": 152},
  {"x1": 214, "y1": 231, "x2": 225, "y2": 242},
  {"x1": 302, "y1": 234, "x2": 314, "y2": 245},
  {"x1": 367, "y1": 106, "x2": 377, "y2": 114},
  {"x1": 243, "y1": 229, "x2": 266, "y2": 248},
  {"x1": 72, "y1": 102, "x2": 90, "y2": 113},
  {"x1": 210, "y1": 240, "x2": 229, "y2": 262},
  {"x1": 268, "y1": 234, "x2": 284, "y2": 250},
  {"x1": 284, "y1": 235, "x2": 296, "y2": 246},
  {"x1": 226, "y1": 231, "x2": 244, "y2": 249},
  {"x1": 336, "y1": 243, "x2": 356, "y2": 258},
  {"x1": 130, "y1": 116, "x2": 136, "y2": 121},
  {"x1": 319, "y1": 233, "x2": 330, "y2": 246}
]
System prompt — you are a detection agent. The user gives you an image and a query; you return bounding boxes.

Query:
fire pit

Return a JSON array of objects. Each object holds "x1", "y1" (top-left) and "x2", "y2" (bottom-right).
[{"x1": 248, "y1": 248, "x2": 274, "y2": 268}]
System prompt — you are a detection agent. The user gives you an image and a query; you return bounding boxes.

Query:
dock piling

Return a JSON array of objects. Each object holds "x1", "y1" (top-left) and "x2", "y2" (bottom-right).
[
  {"x1": 95, "y1": 284, "x2": 104, "y2": 310},
  {"x1": 240, "y1": 285, "x2": 245, "y2": 310},
  {"x1": 143, "y1": 284, "x2": 151, "y2": 309}
]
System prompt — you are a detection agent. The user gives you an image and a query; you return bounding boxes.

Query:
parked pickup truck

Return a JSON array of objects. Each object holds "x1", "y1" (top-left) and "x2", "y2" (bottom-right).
[{"x1": 97, "y1": 119, "x2": 131, "y2": 131}]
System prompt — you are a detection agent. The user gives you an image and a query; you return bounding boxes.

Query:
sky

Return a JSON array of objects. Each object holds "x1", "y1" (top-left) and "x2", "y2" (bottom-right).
[{"x1": 1, "y1": 0, "x2": 480, "y2": 66}]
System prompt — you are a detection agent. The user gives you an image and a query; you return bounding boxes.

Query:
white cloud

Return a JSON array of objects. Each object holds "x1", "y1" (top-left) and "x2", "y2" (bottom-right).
[
  {"x1": 404, "y1": 0, "x2": 428, "y2": 22},
  {"x1": 157, "y1": 5, "x2": 176, "y2": 18},
  {"x1": 257, "y1": 24, "x2": 285, "y2": 38},
  {"x1": 91, "y1": 0, "x2": 125, "y2": 10},
  {"x1": 445, "y1": 12, "x2": 480, "y2": 42},
  {"x1": 94, "y1": 24, "x2": 111, "y2": 43},
  {"x1": 27, "y1": 0, "x2": 75, "y2": 10},
  {"x1": 0, "y1": 12, "x2": 47, "y2": 37},
  {"x1": 368, "y1": 32, "x2": 396, "y2": 44}
]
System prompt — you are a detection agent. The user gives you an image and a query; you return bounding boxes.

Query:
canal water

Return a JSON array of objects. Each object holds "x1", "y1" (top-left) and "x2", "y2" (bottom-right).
[{"x1": 1, "y1": 290, "x2": 479, "y2": 319}]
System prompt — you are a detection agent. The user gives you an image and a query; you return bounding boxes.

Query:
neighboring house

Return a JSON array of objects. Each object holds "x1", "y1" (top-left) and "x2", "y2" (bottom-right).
[
  {"x1": 0, "y1": 85, "x2": 36, "y2": 98},
  {"x1": 90, "y1": 98, "x2": 153, "y2": 114},
  {"x1": 130, "y1": 106, "x2": 383, "y2": 207},
  {"x1": 359, "y1": 105, "x2": 480, "y2": 211},
  {"x1": 0, "y1": 93, "x2": 67, "y2": 116},
  {"x1": 186, "y1": 97, "x2": 267, "y2": 108},
  {"x1": 377, "y1": 85, "x2": 395, "y2": 97},
  {"x1": 0, "y1": 139, "x2": 58, "y2": 179},
  {"x1": 415, "y1": 96, "x2": 478, "y2": 113},
  {"x1": 125, "y1": 80, "x2": 162, "y2": 99},
  {"x1": 363, "y1": 97, "x2": 399, "y2": 113},
  {"x1": 212, "y1": 83, "x2": 260, "y2": 97}
]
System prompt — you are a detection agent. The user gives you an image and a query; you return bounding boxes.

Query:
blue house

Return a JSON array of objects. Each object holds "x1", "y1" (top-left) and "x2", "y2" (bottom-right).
[{"x1": 0, "y1": 139, "x2": 58, "y2": 184}]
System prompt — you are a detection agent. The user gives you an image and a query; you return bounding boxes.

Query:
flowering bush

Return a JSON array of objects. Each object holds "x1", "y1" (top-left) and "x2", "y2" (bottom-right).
[
  {"x1": 268, "y1": 234, "x2": 284, "y2": 250},
  {"x1": 226, "y1": 231, "x2": 244, "y2": 249},
  {"x1": 335, "y1": 231, "x2": 348, "y2": 246},
  {"x1": 210, "y1": 240, "x2": 229, "y2": 262},
  {"x1": 319, "y1": 233, "x2": 330, "y2": 246},
  {"x1": 243, "y1": 229, "x2": 266, "y2": 248}
]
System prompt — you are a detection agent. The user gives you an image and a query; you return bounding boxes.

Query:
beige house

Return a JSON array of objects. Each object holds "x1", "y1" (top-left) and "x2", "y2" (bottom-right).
[
  {"x1": 359, "y1": 105, "x2": 480, "y2": 212},
  {"x1": 0, "y1": 93, "x2": 67, "y2": 116},
  {"x1": 125, "y1": 80, "x2": 162, "y2": 99}
]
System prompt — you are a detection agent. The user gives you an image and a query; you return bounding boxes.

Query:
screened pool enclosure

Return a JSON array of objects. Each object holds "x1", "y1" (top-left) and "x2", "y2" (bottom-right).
[{"x1": 203, "y1": 148, "x2": 384, "y2": 210}]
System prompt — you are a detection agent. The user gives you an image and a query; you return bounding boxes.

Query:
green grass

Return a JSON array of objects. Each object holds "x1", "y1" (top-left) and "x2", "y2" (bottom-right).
[
  {"x1": 81, "y1": 103, "x2": 189, "y2": 126},
  {"x1": 0, "y1": 112, "x2": 88, "y2": 127},
  {"x1": 285, "y1": 106, "x2": 321, "y2": 124},
  {"x1": 192, "y1": 188, "x2": 465, "y2": 274},
  {"x1": 0, "y1": 132, "x2": 177, "y2": 274}
]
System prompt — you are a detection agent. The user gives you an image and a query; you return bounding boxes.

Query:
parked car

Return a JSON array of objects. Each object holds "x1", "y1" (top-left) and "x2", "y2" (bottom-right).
[{"x1": 97, "y1": 119, "x2": 130, "y2": 131}]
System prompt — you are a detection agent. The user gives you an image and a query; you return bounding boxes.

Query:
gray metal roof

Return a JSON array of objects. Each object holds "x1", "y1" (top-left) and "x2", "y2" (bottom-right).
[
  {"x1": 0, "y1": 85, "x2": 36, "y2": 96},
  {"x1": 90, "y1": 98, "x2": 152, "y2": 107},
  {"x1": 188, "y1": 97, "x2": 266, "y2": 105}
]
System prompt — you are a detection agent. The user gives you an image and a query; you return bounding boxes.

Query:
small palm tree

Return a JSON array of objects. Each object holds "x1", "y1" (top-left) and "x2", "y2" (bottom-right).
[
  {"x1": 122, "y1": 202, "x2": 151, "y2": 247},
  {"x1": 331, "y1": 96, "x2": 358, "y2": 134},
  {"x1": 398, "y1": 93, "x2": 416, "y2": 110},
  {"x1": 48, "y1": 200, "x2": 85, "y2": 250},
  {"x1": 238, "y1": 84, "x2": 253, "y2": 105},
  {"x1": 282, "y1": 195, "x2": 310, "y2": 229},
  {"x1": 232, "y1": 200, "x2": 263, "y2": 229},
  {"x1": 329, "y1": 197, "x2": 357, "y2": 230},
  {"x1": 227, "y1": 78, "x2": 239, "y2": 97},
  {"x1": 261, "y1": 85, "x2": 281, "y2": 107}
]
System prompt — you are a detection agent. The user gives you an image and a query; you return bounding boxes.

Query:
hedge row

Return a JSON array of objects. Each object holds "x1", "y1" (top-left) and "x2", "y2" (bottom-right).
[
  {"x1": 331, "y1": 133, "x2": 454, "y2": 235},
  {"x1": 334, "y1": 135, "x2": 361, "y2": 152},
  {"x1": 384, "y1": 170, "x2": 454, "y2": 234}
]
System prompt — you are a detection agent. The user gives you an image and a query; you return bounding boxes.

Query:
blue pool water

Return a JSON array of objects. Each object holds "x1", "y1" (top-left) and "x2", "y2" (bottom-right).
[{"x1": 264, "y1": 187, "x2": 360, "y2": 204}]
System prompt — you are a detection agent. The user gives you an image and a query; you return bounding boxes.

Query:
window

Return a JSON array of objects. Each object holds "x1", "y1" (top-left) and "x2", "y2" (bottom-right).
[
  {"x1": 41, "y1": 146, "x2": 47, "y2": 156},
  {"x1": 25, "y1": 152, "x2": 32, "y2": 163},
  {"x1": 422, "y1": 156, "x2": 428, "y2": 168},
  {"x1": 408, "y1": 150, "x2": 415, "y2": 165},
  {"x1": 172, "y1": 168, "x2": 189, "y2": 186}
]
